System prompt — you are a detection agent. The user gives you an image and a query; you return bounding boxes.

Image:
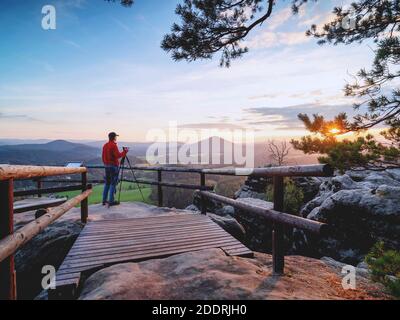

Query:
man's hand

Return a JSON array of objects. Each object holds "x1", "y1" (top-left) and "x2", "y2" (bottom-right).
[{"x1": 123, "y1": 147, "x2": 130, "y2": 153}]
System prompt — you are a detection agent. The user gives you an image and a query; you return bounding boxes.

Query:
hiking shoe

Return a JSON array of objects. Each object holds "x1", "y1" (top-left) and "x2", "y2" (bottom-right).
[
  {"x1": 108, "y1": 201, "x2": 120, "y2": 207},
  {"x1": 102, "y1": 201, "x2": 108, "y2": 206}
]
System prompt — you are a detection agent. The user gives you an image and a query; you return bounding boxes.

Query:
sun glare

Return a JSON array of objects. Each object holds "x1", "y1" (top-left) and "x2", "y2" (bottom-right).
[{"x1": 329, "y1": 128, "x2": 341, "y2": 135}]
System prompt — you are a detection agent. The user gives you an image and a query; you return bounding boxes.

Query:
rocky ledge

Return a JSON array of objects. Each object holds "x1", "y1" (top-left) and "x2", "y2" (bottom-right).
[
  {"x1": 296, "y1": 168, "x2": 400, "y2": 264},
  {"x1": 13, "y1": 196, "x2": 395, "y2": 300},
  {"x1": 79, "y1": 248, "x2": 389, "y2": 300},
  {"x1": 199, "y1": 168, "x2": 400, "y2": 265}
]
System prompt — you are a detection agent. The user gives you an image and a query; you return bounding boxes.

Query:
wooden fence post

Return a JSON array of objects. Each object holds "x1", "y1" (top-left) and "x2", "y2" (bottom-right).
[
  {"x1": 272, "y1": 176, "x2": 285, "y2": 275},
  {"x1": 157, "y1": 170, "x2": 163, "y2": 207},
  {"x1": 0, "y1": 179, "x2": 17, "y2": 300},
  {"x1": 200, "y1": 173, "x2": 206, "y2": 215},
  {"x1": 81, "y1": 172, "x2": 88, "y2": 224},
  {"x1": 37, "y1": 178, "x2": 42, "y2": 198}
]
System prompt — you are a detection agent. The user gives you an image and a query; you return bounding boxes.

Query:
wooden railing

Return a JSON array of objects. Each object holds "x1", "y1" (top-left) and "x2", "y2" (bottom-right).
[
  {"x1": 84, "y1": 164, "x2": 332, "y2": 209},
  {"x1": 0, "y1": 163, "x2": 334, "y2": 300},
  {"x1": 0, "y1": 165, "x2": 92, "y2": 300}
]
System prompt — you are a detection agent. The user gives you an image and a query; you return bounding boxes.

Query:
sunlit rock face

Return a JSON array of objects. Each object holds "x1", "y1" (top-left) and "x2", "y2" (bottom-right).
[{"x1": 294, "y1": 169, "x2": 400, "y2": 264}]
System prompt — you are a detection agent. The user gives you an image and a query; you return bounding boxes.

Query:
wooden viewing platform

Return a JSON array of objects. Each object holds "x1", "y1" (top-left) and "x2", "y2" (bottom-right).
[
  {"x1": 0, "y1": 164, "x2": 332, "y2": 300},
  {"x1": 51, "y1": 214, "x2": 252, "y2": 299}
]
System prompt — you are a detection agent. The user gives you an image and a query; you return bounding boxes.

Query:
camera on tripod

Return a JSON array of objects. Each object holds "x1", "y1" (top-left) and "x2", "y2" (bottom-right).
[{"x1": 117, "y1": 148, "x2": 145, "y2": 203}]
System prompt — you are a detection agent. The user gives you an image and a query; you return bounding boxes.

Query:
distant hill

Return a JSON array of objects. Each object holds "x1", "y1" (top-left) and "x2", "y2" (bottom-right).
[
  {"x1": 0, "y1": 139, "x2": 52, "y2": 146},
  {"x1": 0, "y1": 138, "x2": 320, "y2": 167},
  {"x1": 85, "y1": 141, "x2": 153, "y2": 158},
  {"x1": 0, "y1": 140, "x2": 101, "y2": 166}
]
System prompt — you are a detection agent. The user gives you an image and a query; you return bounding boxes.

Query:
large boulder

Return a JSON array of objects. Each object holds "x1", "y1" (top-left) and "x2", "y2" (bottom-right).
[
  {"x1": 292, "y1": 177, "x2": 325, "y2": 205},
  {"x1": 234, "y1": 176, "x2": 270, "y2": 200},
  {"x1": 294, "y1": 169, "x2": 400, "y2": 264},
  {"x1": 187, "y1": 200, "x2": 246, "y2": 241},
  {"x1": 15, "y1": 220, "x2": 83, "y2": 300},
  {"x1": 207, "y1": 213, "x2": 246, "y2": 241},
  {"x1": 78, "y1": 248, "x2": 389, "y2": 300},
  {"x1": 234, "y1": 175, "x2": 323, "y2": 205}
]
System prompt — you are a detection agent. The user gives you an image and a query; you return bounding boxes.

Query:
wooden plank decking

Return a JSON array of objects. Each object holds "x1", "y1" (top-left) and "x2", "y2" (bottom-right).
[{"x1": 51, "y1": 214, "x2": 252, "y2": 299}]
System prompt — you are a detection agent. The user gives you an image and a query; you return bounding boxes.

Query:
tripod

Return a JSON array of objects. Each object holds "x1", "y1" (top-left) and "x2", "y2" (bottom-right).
[{"x1": 117, "y1": 156, "x2": 146, "y2": 204}]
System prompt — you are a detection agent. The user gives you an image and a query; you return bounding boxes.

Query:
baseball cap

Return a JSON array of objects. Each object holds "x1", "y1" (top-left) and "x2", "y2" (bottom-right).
[{"x1": 108, "y1": 132, "x2": 119, "y2": 140}]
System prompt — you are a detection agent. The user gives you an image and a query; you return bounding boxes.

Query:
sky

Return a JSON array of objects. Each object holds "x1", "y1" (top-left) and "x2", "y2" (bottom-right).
[{"x1": 0, "y1": 0, "x2": 375, "y2": 142}]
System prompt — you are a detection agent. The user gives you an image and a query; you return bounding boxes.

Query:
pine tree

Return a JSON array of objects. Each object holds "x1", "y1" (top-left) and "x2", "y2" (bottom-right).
[
  {"x1": 112, "y1": 0, "x2": 400, "y2": 169},
  {"x1": 292, "y1": 1, "x2": 400, "y2": 170}
]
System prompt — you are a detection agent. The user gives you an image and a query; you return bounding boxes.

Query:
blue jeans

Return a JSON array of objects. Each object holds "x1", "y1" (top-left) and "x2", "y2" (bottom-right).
[{"x1": 102, "y1": 165, "x2": 119, "y2": 203}]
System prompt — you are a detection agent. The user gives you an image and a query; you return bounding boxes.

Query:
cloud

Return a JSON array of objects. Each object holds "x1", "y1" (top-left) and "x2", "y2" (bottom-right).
[
  {"x1": 63, "y1": 39, "x2": 81, "y2": 49},
  {"x1": 0, "y1": 112, "x2": 43, "y2": 123},
  {"x1": 267, "y1": 7, "x2": 293, "y2": 30},
  {"x1": 244, "y1": 103, "x2": 356, "y2": 130},
  {"x1": 248, "y1": 93, "x2": 280, "y2": 100},
  {"x1": 55, "y1": 0, "x2": 87, "y2": 9},
  {"x1": 298, "y1": 10, "x2": 336, "y2": 29},
  {"x1": 113, "y1": 18, "x2": 132, "y2": 33},
  {"x1": 249, "y1": 90, "x2": 325, "y2": 101},
  {"x1": 178, "y1": 122, "x2": 247, "y2": 130},
  {"x1": 245, "y1": 31, "x2": 310, "y2": 49},
  {"x1": 28, "y1": 59, "x2": 55, "y2": 73}
]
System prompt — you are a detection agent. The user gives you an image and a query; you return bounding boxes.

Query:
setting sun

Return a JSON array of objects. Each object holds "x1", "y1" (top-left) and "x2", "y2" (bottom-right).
[{"x1": 329, "y1": 128, "x2": 341, "y2": 135}]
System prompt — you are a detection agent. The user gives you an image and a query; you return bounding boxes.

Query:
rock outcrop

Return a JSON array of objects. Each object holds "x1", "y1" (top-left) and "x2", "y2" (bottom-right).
[
  {"x1": 79, "y1": 248, "x2": 389, "y2": 300},
  {"x1": 234, "y1": 175, "x2": 323, "y2": 205},
  {"x1": 206, "y1": 213, "x2": 246, "y2": 241},
  {"x1": 15, "y1": 220, "x2": 83, "y2": 300},
  {"x1": 234, "y1": 176, "x2": 271, "y2": 200},
  {"x1": 189, "y1": 168, "x2": 399, "y2": 266},
  {"x1": 295, "y1": 169, "x2": 400, "y2": 264}
]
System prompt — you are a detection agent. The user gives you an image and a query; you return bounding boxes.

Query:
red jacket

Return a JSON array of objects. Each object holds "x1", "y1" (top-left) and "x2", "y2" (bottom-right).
[{"x1": 102, "y1": 141, "x2": 127, "y2": 166}]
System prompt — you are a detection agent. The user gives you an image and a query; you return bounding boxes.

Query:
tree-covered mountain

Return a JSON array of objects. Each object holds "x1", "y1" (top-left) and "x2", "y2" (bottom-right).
[{"x1": 0, "y1": 140, "x2": 100, "y2": 165}]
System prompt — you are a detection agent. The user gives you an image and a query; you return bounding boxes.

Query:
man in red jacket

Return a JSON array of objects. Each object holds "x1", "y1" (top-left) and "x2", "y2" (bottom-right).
[{"x1": 102, "y1": 132, "x2": 128, "y2": 206}]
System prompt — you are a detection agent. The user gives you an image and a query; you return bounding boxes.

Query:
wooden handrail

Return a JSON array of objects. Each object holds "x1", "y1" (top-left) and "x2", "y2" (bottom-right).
[
  {"x1": 198, "y1": 191, "x2": 329, "y2": 235},
  {"x1": 14, "y1": 184, "x2": 87, "y2": 197},
  {"x1": 86, "y1": 164, "x2": 333, "y2": 177},
  {"x1": 198, "y1": 188, "x2": 330, "y2": 275},
  {"x1": 0, "y1": 188, "x2": 92, "y2": 264},
  {"x1": 202, "y1": 164, "x2": 334, "y2": 177},
  {"x1": 0, "y1": 165, "x2": 87, "y2": 181}
]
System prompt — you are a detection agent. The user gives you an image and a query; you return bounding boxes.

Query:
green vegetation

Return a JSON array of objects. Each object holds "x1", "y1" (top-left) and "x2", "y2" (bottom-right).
[
  {"x1": 365, "y1": 241, "x2": 400, "y2": 298},
  {"x1": 266, "y1": 178, "x2": 304, "y2": 215},
  {"x1": 214, "y1": 176, "x2": 245, "y2": 198},
  {"x1": 57, "y1": 182, "x2": 153, "y2": 206}
]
